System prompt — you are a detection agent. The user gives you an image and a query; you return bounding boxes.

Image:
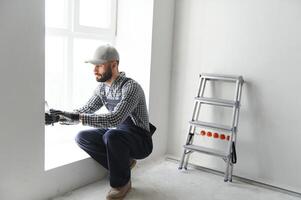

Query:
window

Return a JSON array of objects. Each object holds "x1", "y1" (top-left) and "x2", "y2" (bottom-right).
[{"x1": 45, "y1": 0, "x2": 117, "y2": 170}]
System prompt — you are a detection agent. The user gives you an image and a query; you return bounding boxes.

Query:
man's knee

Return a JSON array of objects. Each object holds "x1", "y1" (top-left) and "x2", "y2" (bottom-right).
[
  {"x1": 75, "y1": 130, "x2": 90, "y2": 144},
  {"x1": 103, "y1": 129, "x2": 121, "y2": 144}
]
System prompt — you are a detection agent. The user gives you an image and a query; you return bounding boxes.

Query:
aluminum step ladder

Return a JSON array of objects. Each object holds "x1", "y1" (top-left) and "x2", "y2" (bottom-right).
[{"x1": 178, "y1": 73, "x2": 244, "y2": 182}]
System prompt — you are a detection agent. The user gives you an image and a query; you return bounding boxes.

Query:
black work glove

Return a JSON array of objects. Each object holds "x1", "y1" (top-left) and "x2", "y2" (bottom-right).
[
  {"x1": 49, "y1": 109, "x2": 80, "y2": 125},
  {"x1": 45, "y1": 112, "x2": 60, "y2": 125}
]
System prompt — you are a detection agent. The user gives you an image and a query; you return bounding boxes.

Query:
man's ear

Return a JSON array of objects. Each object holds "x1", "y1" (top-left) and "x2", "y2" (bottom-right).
[{"x1": 112, "y1": 60, "x2": 118, "y2": 68}]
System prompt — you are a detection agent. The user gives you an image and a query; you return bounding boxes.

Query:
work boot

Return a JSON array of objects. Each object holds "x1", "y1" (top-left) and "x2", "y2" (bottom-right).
[
  {"x1": 130, "y1": 159, "x2": 137, "y2": 170},
  {"x1": 106, "y1": 180, "x2": 131, "y2": 200}
]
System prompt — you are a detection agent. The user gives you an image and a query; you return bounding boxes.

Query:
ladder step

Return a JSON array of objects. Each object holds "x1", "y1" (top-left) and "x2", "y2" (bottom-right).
[
  {"x1": 195, "y1": 97, "x2": 237, "y2": 107},
  {"x1": 184, "y1": 144, "x2": 228, "y2": 158},
  {"x1": 201, "y1": 73, "x2": 243, "y2": 82},
  {"x1": 189, "y1": 120, "x2": 233, "y2": 132}
]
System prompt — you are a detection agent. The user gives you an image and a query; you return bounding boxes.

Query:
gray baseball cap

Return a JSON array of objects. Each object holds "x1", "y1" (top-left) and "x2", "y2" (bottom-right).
[{"x1": 85, "y1": 45, "x2": 119, "y2": 65}]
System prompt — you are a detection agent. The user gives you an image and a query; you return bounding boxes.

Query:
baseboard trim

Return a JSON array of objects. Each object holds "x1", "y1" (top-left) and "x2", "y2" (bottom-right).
[{"x1": 165, "y1": 156, "x2": 301, "y2": 198}]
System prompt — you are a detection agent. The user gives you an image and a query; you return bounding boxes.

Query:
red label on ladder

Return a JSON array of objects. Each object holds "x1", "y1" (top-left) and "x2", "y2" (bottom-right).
[{"x1": 199, "y1": 129, "x2": 230, "y2": 141}]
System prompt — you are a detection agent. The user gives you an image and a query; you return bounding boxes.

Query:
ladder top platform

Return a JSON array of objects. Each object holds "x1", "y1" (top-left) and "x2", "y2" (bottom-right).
[{"x1": 200, "y1": 73, "x2": 244, "y2": 83}]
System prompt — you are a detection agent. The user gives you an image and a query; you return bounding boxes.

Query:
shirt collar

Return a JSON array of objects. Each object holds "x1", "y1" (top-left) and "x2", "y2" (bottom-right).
[{"x1": 110, "y1": 72, "x2": 126, "y2": 87}]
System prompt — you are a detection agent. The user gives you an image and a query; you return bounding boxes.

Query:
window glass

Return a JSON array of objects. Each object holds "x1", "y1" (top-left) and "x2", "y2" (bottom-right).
[
  {"x1": 45, "y1": 0, "x2": 68, "y2": 29},
  {"x1": 45, "y1": 35, "x2": 68, "y2": 109},
  {"x1": 79, "y1": 0, "x2": 111, "y2": 28},
  {"x1": 72, "y1": 38, "x2": 108, "y2": 107}
]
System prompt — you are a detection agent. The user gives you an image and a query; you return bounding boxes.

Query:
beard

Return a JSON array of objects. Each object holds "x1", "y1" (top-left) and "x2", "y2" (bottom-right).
[{"x1": 96, "y1": 65, "x2": 113, "y2": 82}]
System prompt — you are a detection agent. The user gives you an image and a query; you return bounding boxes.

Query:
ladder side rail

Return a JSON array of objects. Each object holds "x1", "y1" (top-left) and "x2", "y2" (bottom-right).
[
  {"x1": 230, "y1": 80, "x2": 241, "y2": 132},
  {"x1": 233, "y1": 80, "x2": 244, "y2": 142},
  {"x1": 236, "y1": 80, "x2": 244, "y2": 128},
  {"x1": 197, "y1": 75, "x2": 206, "y2": 96},
  {"x1": 181, "y1": 129, "x2": 194, "y2": 169},
  {"x1": 187, "y1": 77, "x2": 204, "y2": 144},
  {"x1": 189, "y1": 76, "x2": 205, "y2": 134},
  {"x1": 179, "y1": 76, "x2": 205, "y2": 169},
  {"x1": 190, "y1": 100, "x2": 200, "y2": 130},
  {"x1": 228, "y1": 80, "x2": 243, "y2": 182},
  {"x1": 184, "y1": 77, "x2": 207, "y2": 169},
  {"x1": 228, "y1": 80, "x2": 244, "y2": 181},
  {"x1": 224, "y1": 122, "x2": 237, "y2": 181},
  {"x1": 224, "y1": 80, "x2": 241, "y2": 181},
  {"x1": 179, "y1": 122, "x2": 196, "y2": 169},
  {"x1": 190, "y1": 77, "x2": 205, "y2": 130},
  {"x1": 228, "y1": 162, "x2": 234, "y2": 182},
  {"x1": 194, "y1": 77, "x2": 207, "y2": 121},
  {"x1": 179, "y1": 101, "x2": 199, "y2": 169},
  {"x1": 179, "y1": 148, "x2": 188, "y2": 169},
  {"x1": 231, "y1": 80, "x2": 244, "y2": 149}
]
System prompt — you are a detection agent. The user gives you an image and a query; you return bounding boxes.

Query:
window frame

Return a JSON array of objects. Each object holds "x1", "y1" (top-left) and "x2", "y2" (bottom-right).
[{"x1": 45, "y1": 0, "x2": 117, "y2": 170}]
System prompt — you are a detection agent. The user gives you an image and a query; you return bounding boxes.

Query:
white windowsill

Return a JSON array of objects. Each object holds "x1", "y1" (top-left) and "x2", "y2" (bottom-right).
[{"x1": 44, "y1": 124, "x2": 90, "y2": 170}]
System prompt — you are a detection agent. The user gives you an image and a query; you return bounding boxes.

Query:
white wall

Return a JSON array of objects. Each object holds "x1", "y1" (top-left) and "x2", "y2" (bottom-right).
[
  {"x1": 0, "y1": 0, "x2": 175, "y2": 199},
  {"x1": 148, "y1": 0, "x2": 175, "y2": 159},
  {"x1": 168, "y1": 0, "x2": 301, "y2": 193}
]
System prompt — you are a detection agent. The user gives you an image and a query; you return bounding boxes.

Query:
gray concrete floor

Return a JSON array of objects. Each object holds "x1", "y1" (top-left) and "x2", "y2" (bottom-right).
[{"x1": 53, "y1": 159, "x2": 300, "y2": 200}]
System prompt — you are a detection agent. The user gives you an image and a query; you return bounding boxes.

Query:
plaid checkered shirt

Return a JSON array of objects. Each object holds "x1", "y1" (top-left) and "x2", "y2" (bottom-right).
[{"x1": 75, "y1": 72, "x2": 150, "y2": 132}]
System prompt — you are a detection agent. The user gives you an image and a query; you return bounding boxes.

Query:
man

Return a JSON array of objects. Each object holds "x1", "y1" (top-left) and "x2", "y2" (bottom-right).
[{"x1": 45, "y1": 45, "x2": 154, "y2": 200}]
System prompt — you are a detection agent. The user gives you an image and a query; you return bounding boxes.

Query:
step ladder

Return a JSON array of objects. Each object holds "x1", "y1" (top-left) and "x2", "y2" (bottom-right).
[{"x1": 178, "y1": 73, "x2": 244, "y2": 182}]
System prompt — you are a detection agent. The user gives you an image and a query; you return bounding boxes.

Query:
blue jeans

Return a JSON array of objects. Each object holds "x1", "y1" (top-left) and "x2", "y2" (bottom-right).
[{"x1": 75, "y1": 117, "x2": 153, "y2": 187}]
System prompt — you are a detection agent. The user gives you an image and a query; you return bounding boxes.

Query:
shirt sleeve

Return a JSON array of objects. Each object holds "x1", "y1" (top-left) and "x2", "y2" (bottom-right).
[
  {"x1": 81, "y1": 81, "x2": 140, "y2": 128},
  {"x1": 74, "y1": 88, "x2": 103, "y2": 114}
]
